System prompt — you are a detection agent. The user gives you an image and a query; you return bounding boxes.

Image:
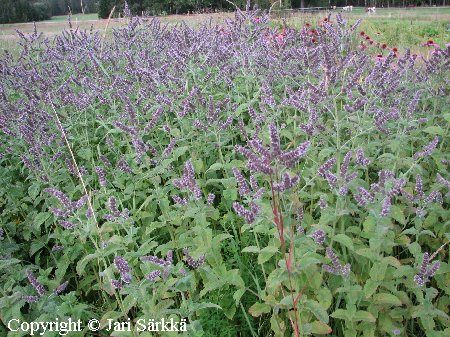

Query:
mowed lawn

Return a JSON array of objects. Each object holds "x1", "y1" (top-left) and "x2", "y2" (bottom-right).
[{"x1": 0, "y1": 7, "x2": 449, "y2": 55}]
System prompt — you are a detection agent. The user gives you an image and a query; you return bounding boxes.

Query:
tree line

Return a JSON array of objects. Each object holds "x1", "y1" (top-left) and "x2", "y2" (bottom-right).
[
  {"x1": 0, "y1": 0, "x2": 97, "y2": 23},
  {"x1": 0, "y1": 0, "x2": 447, "y2": 23}
]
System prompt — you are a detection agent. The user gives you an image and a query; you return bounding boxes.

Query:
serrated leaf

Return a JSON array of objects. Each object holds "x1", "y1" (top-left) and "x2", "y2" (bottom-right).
[
  {"x1": 249, "y1": 302, "x2": 271, "y2": 317},
  {"x1": 364, "y1": 279, "x2": 380, "y2": 299},
  {"x1": 311, "y1": 321, "x2": 332, "y2": 334},
  {"x1": 390, "y1": 205, "x2": 405, "y2": 225},
  {"x1": 354, "y1": 311, "x2": 376, "y2": 323},
  {"x1": 373, "y1": 293, "x2": 402, "y2": 306},
  {"x1": 207, "y1": 163, "x2": 223, "y2": 172},
  {"x1": 370, "y1": 261, "x2": 388, "y2": 281},
  {"x1": 331, "y1": 309, "x2": 349, "y2": 321},
  {"x1": 423, "y1": 126, "x2": 444, "y2": 135},
  {"x1": 333, "y1": 234, "x2": 354, "y2": 251},
  {"x1": 305, "y1": 300, "x2": 329, "y2": 323},
  {"x1": 258, "y1": 246, "x2": 279, "y2": 264},
  {"x1": 242, "y1": 246, "x2": 260, "y2": 253},
  {"x1": 76, "y1": 253, "x2": 100, "y2": 275}
]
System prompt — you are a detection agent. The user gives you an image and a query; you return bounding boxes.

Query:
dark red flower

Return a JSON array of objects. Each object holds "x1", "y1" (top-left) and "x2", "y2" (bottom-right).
[
  {"x1": 365, "y1": 36, "x2": 370, "y2": 40},
  {"x1": 392, "y1": 47, "x2": 398, "y2": 52},
  {"x1": 360, "y1": 31, "x2": 365, "y2": 36},
  {"x1": 380, "y1": 43, "x2": 387, "y2": 49}
]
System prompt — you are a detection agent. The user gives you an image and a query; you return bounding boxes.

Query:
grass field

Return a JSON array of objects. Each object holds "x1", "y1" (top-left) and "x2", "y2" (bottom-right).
[{"x1": 0, "y1": 7, "x2": 449, "y2": 56}]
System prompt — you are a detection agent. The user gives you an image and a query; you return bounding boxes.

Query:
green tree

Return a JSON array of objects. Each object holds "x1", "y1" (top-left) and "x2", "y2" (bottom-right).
[{"x1": 98, "y1": 0, "x2": 111, "y2": 18}]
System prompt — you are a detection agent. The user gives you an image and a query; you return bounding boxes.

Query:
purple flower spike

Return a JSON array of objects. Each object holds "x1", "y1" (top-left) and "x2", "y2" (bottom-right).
[
  {"x1": 269, "y1": 123, "x2": 281, "y2": 156},
  {"x1": 323, "y1": 248, "x2": 351, "y2": 277},
  {"x1": 26, "y1": 270, "x2": 46, "y2": 297},
  {"x1": 146, "y1": 270, "x2": 162, "y2": 281},
  {"x1": 22, "y1": 295, "x2": 40, "y2": 303},
  {"x1": 53, "y1": 281, "x2": 69, "y2": 295},
  {"x1": 414, "y1": 252, "x2": 440, "y2": 287},
  {"x1": 311, "y1": 229, "x2": 326, "y2": 245},
  {"x1": 207, "y1": 193, "x2": 215, "y2": 205},
  {"x1": 183, "y1": 248, "x2": 205, "y2": 269},
  {"x1": 114, "y1": 256, "x2": 132, "y2": 284},
  {"x1": 380, "y1": 197, "x2": 391, "y2": 217},
  {"x1": 232, "y1": 168, "x2": 250, "y2": 197}
]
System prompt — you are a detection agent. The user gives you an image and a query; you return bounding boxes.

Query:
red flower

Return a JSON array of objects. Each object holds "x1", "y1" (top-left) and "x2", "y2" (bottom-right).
[
  {"x1": 391, "y1": 47, "x2": 398, "y2": 52},
  {"x1": 312, "y1": 38, "x2": 317, "y2": 43},
  {"x1": 368, "y1": 40, "x2": 374, "y2": 45},
  {"x1": 360, "y1": 31, "x2": 365, "y2": 36},
  {"x1": 365, "y1": 36, "x2": 370, "y2": 40},
  {"x1": 380, "y1": 43, "x2": 387, "y2": 49},
  {"x1": 422, "y1": 40, "x2": 439, "y2": 47}
]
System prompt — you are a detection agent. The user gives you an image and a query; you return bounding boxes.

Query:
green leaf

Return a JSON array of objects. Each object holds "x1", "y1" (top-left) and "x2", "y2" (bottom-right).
[
  {"x1": 390, "y1": 205, "x2": 406, "y2": 225},
  {"x1": 242, "y1": 246, "x2": 260, "y2": 253},
  {"x1": 258, "y1": 246, "x2": 279, "y2": 264},
  {"x1": 28, "y1": 183, "x2": 41, "y2": 200},
  {"x1": 34, "y1": 212, "x2": 50, "y2": 226},
  {"x1": 207, "y1": 163, "x2": 222, "y2": 172},
  {"x1": 77, "y1": 148, "x2": 92, "y2": 160},
  {"x1": 331, "y1": 309, "x2": 349, "y2": 321},
  {"x1": 76, "y1": 253, "x2": 100, "y2": 275},
  {"x1": 423, "y1": 126, "x2": 444, "y2": 135},
  {"x1": 249, "y1": 302, "x2": 271, "y2": 317},
  {"x1": 0, "y1": 258, "x2": 21, "y2": 271},
  {"x1": 222, "y1": 188, "x2": 237, "y2": 201},
  {"x1": 333, "y1": 234, "x2": 354, "y2": 251},
  {"x1": 305, "y1": 300, "x2": 329, "y2": 323},
  {"x1": 311, "y1": 321, "x2": 332, "y2": 334},
  {"x1": 370, "y1": 261, "x2": 388, "y2": 281},
  {"x1": 354, "y1": 311, "x2": 376, "y2": 323},
  {"x1": 122, "y1": 295, "x2": 137, "y2": 314},
  {"x1": 373, "y1": 293, "x2": 402, "y2": 306},
  {"x1": 364, "y1": 279, "x2": 380, "y2": 299}
]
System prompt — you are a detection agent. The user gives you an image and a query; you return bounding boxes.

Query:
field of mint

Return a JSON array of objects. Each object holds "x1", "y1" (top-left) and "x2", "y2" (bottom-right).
[{"x1": 0, "y1": 9, "x2": 449, "y2": 337}]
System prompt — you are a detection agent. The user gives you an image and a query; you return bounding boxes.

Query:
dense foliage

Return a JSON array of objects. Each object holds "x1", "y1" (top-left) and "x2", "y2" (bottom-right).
[{"x1": 0, "y1": 9, "x2": 449, "y2": 337}]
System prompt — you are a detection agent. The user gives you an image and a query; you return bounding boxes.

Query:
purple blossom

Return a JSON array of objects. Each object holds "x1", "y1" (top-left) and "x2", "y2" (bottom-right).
[
  {"x1": 319, "y1": 198, "x2": 328, "y2": 210},
  {"x1": 53, "y1": 281, "x2": 69, "y2": 295},
  {"x1": 114, "y1": 256, "x2": 132, "y2": 284},
  {"x1": 145, "y1": 270, "x2": 162, "y2": 281},
  {"x1": 413, "y1": 136, "x2": 439, "y2": 160},
  {"x1": 273, "y1": 173, "x2": 299, "y2": 192},
  {"x1": 340, "y1": 151, "x2": 353, "y2": 178},
  {"x1": 183, "y1": 248, "x2": 205, "y2": 269},
  {"x1": 311, "y1": 229, "x2": 326, "y2": 245},
  {"x1": 111, "y1": 279, "x2": 123, "y2": 290},
  {"x1": 322, "y1": 247, "x2": 351, "y2": 277},
  {"x1": 22, "y1": 295, "x2": 40, "y2": 303},
  {"x1": 163, "y1": 138, "x2": 177, "y2": 157},
  {"x1": 95, "y1": 166, "x2": 107, "y2": 187},
  {"x1": 233, "y1": 168, "x2": 251, "y2": 197},
  {"x1": 172, "y1": 195, "x2": 188, "y2": 205},
  {"x1": 26, "y1": 270, "x2": 46, "y2": 296},
  {"x1": 318, "y1": 158, "x2": 336, "y2": 178},
  {"x1": 117, "y1": 158, "x2": 132, "y2": 174},
  {"x1": 58, "y1": 220, "x2": 76, "y2": 230},
  {"x1": 414, "y1": 252, "x2": 440, "y2": 287},
  {"x1": 100, "y1": 155, "x2": 111, "y2": 167},
  {"x1": 207, "y1": 193, "x2": 215, "y2": 205},
  {"x1": 269, "y1": 123, "x2": 281, "y2": 156},
  {"x1": 355, "y1": 148, "x2": 370, "y2": 166},
  {"x1": 233, "y1": 202, "x2": 258, "y2": 224},
  {"x1": 140, "y1": 255, "x2": 171, "y2": 267},
  {"x1": 380, "y1": 197, "x2": 391, "y2": 217}
]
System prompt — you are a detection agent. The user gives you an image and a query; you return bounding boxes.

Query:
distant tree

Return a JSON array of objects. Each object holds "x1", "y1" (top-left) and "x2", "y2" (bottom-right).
[{"x1": 98, "y1": 0, "x2": 112, "y2": 18}]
